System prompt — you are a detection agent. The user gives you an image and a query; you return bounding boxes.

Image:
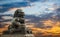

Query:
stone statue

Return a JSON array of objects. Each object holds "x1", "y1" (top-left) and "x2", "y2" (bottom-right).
[
  {"x1": 2, "y1": 9, "x2": 34, "y2": 37},
  {"x1": 8, "y1": 9, "x2": 25, "y2": 34}
]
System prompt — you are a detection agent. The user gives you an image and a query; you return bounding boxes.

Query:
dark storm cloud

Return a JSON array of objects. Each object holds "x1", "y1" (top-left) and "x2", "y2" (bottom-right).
[
  {"x1": 0, "y1": 0, "x2": 46, "y2": 13},
  {"x1": 54, "y1": 8, "x2": 60, "y2": 21},
  {"x1": 0, "y1": 2, "x2": 30, "y2": 13},
  {"x1": 56, "y1": 8, "x2": 60, "y2": 12},
  {"x1": 27, "y1": 0, "x2": 41, "y2": 2}
]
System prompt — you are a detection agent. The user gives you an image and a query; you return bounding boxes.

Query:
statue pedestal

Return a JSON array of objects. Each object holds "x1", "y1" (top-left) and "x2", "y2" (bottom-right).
[
  {"x1": 1, "y1": 23, "x2": 34, "y2": 37},
  {"x1": 1, "y1": 34, "x2": 34, "y2": 37}
]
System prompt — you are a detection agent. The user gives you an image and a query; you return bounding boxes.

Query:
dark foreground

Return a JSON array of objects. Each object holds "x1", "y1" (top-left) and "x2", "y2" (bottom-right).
[
  {"x1": 1, "y1": 34, "x2": 60, "y2": 37},
  {"x1": 0, "y1": 34, "x2": 34, "y2": 37},
  {"x1": 0, "y1": 34, "x2": 25, "y2": 37}
]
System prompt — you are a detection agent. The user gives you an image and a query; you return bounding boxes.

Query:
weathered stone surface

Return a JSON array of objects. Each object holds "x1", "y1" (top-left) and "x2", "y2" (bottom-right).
[
  {"x1": 2, "y1": 9, "x2": 34, "y2": 37},
  {"x1": 1, "y1": 34, "x2": 25, "y2": 37}
]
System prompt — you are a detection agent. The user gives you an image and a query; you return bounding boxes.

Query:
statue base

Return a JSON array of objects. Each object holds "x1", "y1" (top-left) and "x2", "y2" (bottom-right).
[{"x1": 1, "y1": 34, "x2": 34, "y2": 37}]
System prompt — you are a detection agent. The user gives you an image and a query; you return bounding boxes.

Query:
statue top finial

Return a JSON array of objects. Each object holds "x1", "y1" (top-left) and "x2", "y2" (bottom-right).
[
  {"x1": 14, "y1": 9, "x2": 24, "y2": 18},
  {"x1": 16, "y1": 9, "x2": 23, "y2": 12}
]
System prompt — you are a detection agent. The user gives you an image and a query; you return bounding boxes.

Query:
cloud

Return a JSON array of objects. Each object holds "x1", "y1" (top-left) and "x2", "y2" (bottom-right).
[
  {"x1": 3, "y1": 0, "x2": 60, "y2": 16},
  {"x1": 22, "y1": 2, "x2": 57, "y2": 15},
  {"x1": 0, "y1": 0, "x2": 60, "y2": 14},
  {"x1": 0, "y1": 0, "x2": 45, "y2": 5},
  {"x1": 2, "y1": 16, "x2": 13, "y2": 20},
  {"x1": 0, "y1": 0, "x2": 24, "y2": 4},
  {"x1": 0, "y1": 6, "x2": 3, "y2": 9},
  {"x1": 0, "y1": 2, "x2": 30, "y2": 13},
  {"x1": 0, "y1": 0, "x2": 60, "y2": 20}
]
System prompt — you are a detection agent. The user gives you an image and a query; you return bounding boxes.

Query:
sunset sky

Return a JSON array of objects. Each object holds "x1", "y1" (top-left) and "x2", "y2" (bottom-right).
[{"x1": 0, "y1": 0, "x2": 60, "y2": 35}]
